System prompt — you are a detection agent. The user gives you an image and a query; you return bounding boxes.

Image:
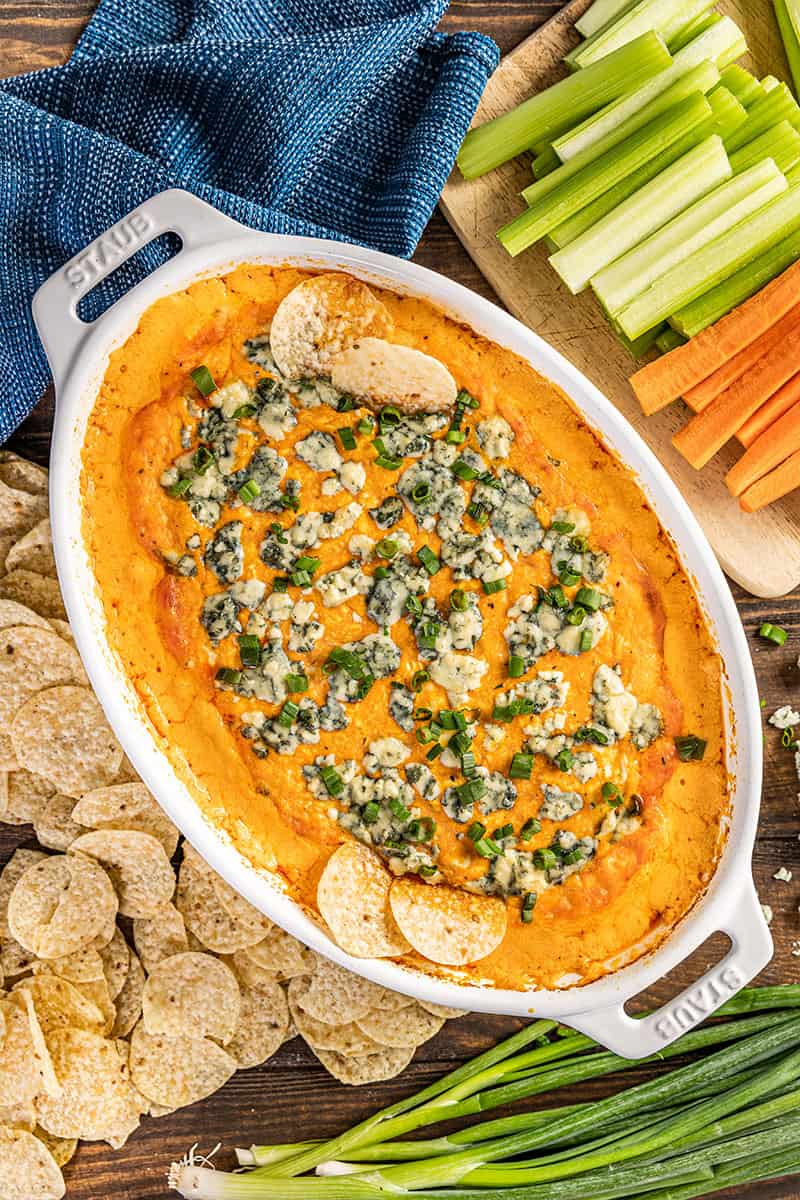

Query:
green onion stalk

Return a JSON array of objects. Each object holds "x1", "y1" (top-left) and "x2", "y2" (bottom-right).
[{"x1": 168, "y1": 987, "x2": 800, "y2": 1199}]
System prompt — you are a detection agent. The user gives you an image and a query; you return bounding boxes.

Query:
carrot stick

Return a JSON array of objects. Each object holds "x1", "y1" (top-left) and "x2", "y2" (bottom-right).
[
  {"x1": 630, "y1": 258, "x2": 800, "y2": 415},
  {"x1": 672, "y1": 323, "x2": 800, "y2": 469},
  {"x1": 683, "y1": 303, "x2": 800, "y2": 413},
  {"x1": 740, "y1": 447, "x2": 800, "y2": 511},
  {"x1": 737, "y1": 372, "x2": 800, "y2": 447},
  {"x1": 726, "y1": 400, "x2": 800, "y2": 496}
]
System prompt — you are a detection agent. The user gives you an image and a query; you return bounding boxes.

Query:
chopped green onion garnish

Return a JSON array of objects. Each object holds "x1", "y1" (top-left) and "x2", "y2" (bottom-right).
[
  {"x1": 362, "y1": 801, "x2": 380, "y2": 824},
  {"x1": 414, "y1": 707, "x2": 433, "y2": 722},
  {"x1": 380, "y1": 405, "x2": 402, "y2": 429},
  {"x1": 546, "y1": 585, "x2": 569, "y2": 610},
  {"x1": 418, "y1": 546, "x2": 440, "y2": 576},
  {"x1": 407, "y1": 818, "x2": 436, "y2": 843},
  {"x1": 508, "y1": 654, "x2": 525, "y2": 678},
  {"x1": 562, "y1": 846, "x2": 584, "y2": 866},
  {"x1": 411, "y1": 481, "x2": 432, "y2": 503},
  {"x1": 602, "y1": 781, "x2": 622, "y2": 805},
  {"x1": 492, "y1": 697, "x2": 536, "y2": 722},
  {"x1": 521, "y1": 892, "x2": 537, "y2": 923},
  {"x1": 405, "y1": 595, "x2": 423, "y2": 615},
  {"x1": 411, "y1": 670, "x2": 429, "y2": 692},
  {"x1": 575, "y1": 587, "x2": 603, "y2": 611},
  {"x1": 357, "y1": 416, "x2": 374, "y2": 435},
  {"x1": 238, "y1": 634, "x2": 262, "y2": 668},
  {"x1": 416, "y1": 726, "x2": 438, "y2": 745},
  {"x1": 376, "y1": 455, "x2": 403, "y2": 470},
  {"x1": 551, "y1": 520, "x2": 575, "y2": 533},
  {"x1": 570, "y1": 535, "x2": 588, "y2": 552},
  {"x1": 575, "y1": 725, "x2": 608, "y2": 745},
  {"x1": 456, "y1": 389, "x2": 480, "y2": 409},
  {"x1": 338, "y1": 427, "x2": 357, "y2": 451},
  {"x1": 566, "y1": 605, "x2": 586, "y2": 626},
  {"x1": 439, "y1": 710, "x2": 467, "y2": 731},
  {"x1": 418, "y1": 621, "x2": 441, "y2": 651},
  {"x1": 533, "y1": 847, "x2": 558, "y2": 870},
  {"x1": 193, "y1": 446, "x2": 215, "y2": 474},
  {"x1": 759, "y1": 622, "x2": 788, "y2": 645},
  {"x1": 277, "y1": 701, "x2": 299, "y2": 728},
  {"x1": 215, "y1": 667, "x2": 242, "y2": 686},
  {"x1": 270, "y1": 522, "x2": 288, "y2": 543},
  {"x1": 290, "y1": 569, "x2": 312, "y2": 587},
  {"x1": 375, "y1": 538, "x2": 399, "y2": 559},
  {"x1": 374, "y1": 566, "x2": 390, "y2": 580},
  {"x1": 446, "y1": 429, "x2": 467, "y2": 445},
  {"x1": 426, "y1": 742, "x2": 444, "y2": 761},
  {"x1": 326, "y1": 647, "x2": 369, "y2": 680},
  {"x1": 337, "y1": 394, "x2": 356, "y2": 412},
  {"x1": 320, "y1": 765, "x2": 344, "y2": 797},
  {"x1": 295, "y1": 556, "x2": 320, "y2": 574},
  {"x1": 579, "y1": 629, "x2": 594, "y2": 652},
  {"x1": 474, "y1": 836, "x2": 503, "y2": 859},
  {"x1": 460, "y1": 750, "x2": 477, "y2": 776},
  {"x1": 510, "y1": 752, "x2": 533, "y2": 780},
  {"x1": 449, "y1": 589, "x2": 468, "y2": 612},
  {"x1": 273, "y1": 577, "x2": 289, "y2": 593},
  {"x1": 418, "y1": 865, "x2": 438, "y2": 878},
  {"x1": 519, "y1": 817, "x2": 541, "y2": 840},
  {"x1": 168, "y1": 477, "x2": 193, "y2": 499},
  {"x1": 467, "y1": 501, "x2": 489, "y2": 526},
  {"x1": 675, "y1": 733, "x2": 707, "y2": 761},
  {"x1": 449, "y1": 730, "x2": 472, "y2": 756},
  {"x1": 238, "y1": 479, "x2": 261, "y2": 504},
  {"x1": 467, "y1": 821, "x2": 486, "y2": 841},
  {"x1": 496, "y1": 823, "x2": 514, "y2": 841},
  {"x1": 782, "y1": 727, "x2": 795, "y2": 749},
  {"x1": 284, "y1": 673, "x2": 309, "y2": 693},
  {"x1": 280, "y1": 491, "x2": 300, "y2": 511},
  {"x1": 452, "y1": 459, "x2": 480, "y2": 481},
  {"x1": 456, "y1": 778, "x2": 487, "y2": 807},
  {"x1": 389, "y1": 797, "x2": 411, "y2": 822},
  {"x1": 190, "y1": 365, "x2": 216, "y2": 396},
  {"x1": 558, "y1": 566, "x2": 581, "y2": 587},
  {"x1": 554, "y1": 748, "x2": 574, "y2": 773},
  {"x1": 232, "y1": 403, "x2": 256, "y2": 419},
  {"x1": 483, "y1": 578, "x2": 506, "y2": 595}
]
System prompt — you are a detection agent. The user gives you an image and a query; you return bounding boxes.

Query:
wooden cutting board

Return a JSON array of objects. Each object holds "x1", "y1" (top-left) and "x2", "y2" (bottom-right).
[{"x1": 441, "y1": 0, "x2": 800, "y2": 599}]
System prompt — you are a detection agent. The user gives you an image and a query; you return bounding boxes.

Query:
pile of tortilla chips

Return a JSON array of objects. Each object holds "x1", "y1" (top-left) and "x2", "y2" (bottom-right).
[{"x1": 0, "y1": 452, "x2": 463, "y2": 1199}]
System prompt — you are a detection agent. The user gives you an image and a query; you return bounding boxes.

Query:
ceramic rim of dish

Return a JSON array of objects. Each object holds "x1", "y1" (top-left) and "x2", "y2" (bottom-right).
[{"x1": 32, "y1": 188, "x2": 771, "y2": 1059}]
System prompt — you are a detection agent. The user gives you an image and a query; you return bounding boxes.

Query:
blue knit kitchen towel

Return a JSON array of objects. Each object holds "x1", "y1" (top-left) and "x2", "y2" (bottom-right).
[{"x1": 0, "y1": 0, "x2": 498, "y2": 438}]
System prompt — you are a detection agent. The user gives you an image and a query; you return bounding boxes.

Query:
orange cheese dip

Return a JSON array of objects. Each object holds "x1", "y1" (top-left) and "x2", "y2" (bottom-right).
[{"x1": 81, "y1": 265, "x2": 729, "y2": 992}]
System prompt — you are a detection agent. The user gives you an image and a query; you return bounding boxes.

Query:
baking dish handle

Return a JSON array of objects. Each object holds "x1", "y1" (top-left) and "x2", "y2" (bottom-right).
[
  {"x1": 565, "y1": 880, "x2": 772, "y2": 1059},
  {"x1": 32, "y1": 188, "x2": 249, "y2": 387}
]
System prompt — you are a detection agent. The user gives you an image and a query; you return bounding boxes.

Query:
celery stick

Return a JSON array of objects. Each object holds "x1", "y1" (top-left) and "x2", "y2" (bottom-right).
[
  {"x1": 725, "y1": 84, "x2": 800, "y2": 152},
  {"x1": 774, "y1": 0, "x2": 800, "y2": 100},
  {"x1": 565, "y1": 0, "x2": 702, "y2": 69},
  {"x1": 614, "y1": 324, "x2": 665, "y2": 357},
  {"x1": 762, "y1": 75, "x2": 782, "y2": 92},
  {"x1": 549, "y1": 136, "x2": 731, "y2": 294},
  {"x1": 593, "y1": 159, "x2": 787, "y2": 314},
  {"x1": 532, "y1": 146, "x2": 560, "y2": 178},
  {"x1": 660, "y1": 0, "x2": 717, "y2": 48},
  {"x1": 667, "y1": 10, "x2": 720, "y2": 53},
  {"x1": 656, "y1": 328, "x2": 688, "y2": 352},
  {"x1": 730, "y1": 119, "x2": 800, "y2": 175},
  {"x1": 553, "y1": 60, "x2": 718, "y2": 164},
  {"x1": 670, "y1": 224, "x2": 800, "y2": 335},
  {"x1": 549, "y1": 87, "x2": 746, "y2": 248},
  {"x1": 457, "y1": 31, "x2": 671, "y2": 179},
  {"x1": 718, "y1": 64, "x2": 765, "y2": 108},
  {"x1": 576, "y1": 0, "x2": 638, "y2": 40},
  {"x1": 499, "y1": 94, "x2": 712, "y2": 257},
  {"x1": 616, "y1": 176, "x2": 800, "y2": 337}
]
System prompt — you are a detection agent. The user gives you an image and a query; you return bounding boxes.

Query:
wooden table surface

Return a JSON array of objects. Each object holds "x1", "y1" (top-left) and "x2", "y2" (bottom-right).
[{"x1": 1, "y1": 2, "x2": 799, "y2": 1197}]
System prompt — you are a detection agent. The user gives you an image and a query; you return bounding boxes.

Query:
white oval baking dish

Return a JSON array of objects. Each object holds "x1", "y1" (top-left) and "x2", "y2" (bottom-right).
[{"x1": 32, "y1": 188, "x2": 771, "y2": 1059}]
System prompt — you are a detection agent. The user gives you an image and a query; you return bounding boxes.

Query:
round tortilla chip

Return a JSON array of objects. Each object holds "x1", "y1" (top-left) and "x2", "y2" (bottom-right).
[
  {"x1": 0, "y1": 628, "x2": 87, "y2": 744},
  {"x1": 0, "y1": 848, "x2": 46, "y2": 939},
  {"x1": 389, "y1": 878, "x2": 507, "y2": 965},
  {"x1": 70, "y1": 829, "x2": 174, "y2": 918},
  {"x1": 11, "y1": 975, "x2": 107, "y2": 1039},
  {"x1": 418, "y1": 1000, "x2": 467, "y2": 1019},
  {"x1": 7, "y1": 852, "x2": 118, "y2": 958},
  {"x1": 0, "y1": 479, "x2": 48, "y2": 537},
  {"x1": 0, "y1": 570, "x2": 66, "y2": 621},
  {"x1": 0, "y1": 600, "x2": 51, "y2": 633},
  {"x1": 224, "y1": 976, "x2": 289, "y2": 1069},
  {"x1": 0, "y1": 938, "x2": 37, "y2": 979},
  {"x1": 5, "y1": 519, "x2": 56, "y2": 578},
  {"x1": 10, "y1": 686, "x2": 122, "y2": 797},
  {"x1": 309, "y1": 1043, "x2": 415, "y2": 1086},
  {"x1": 35, "y1": 1028, "x2": 141, "y2": 1143},
  {"x1": 128, "y1": 1021, "x2": 236, "y2": 1110},
  {"x1": 0, "y1": 1103, "x2": 36, "y2": 1134},
  {"x1": 0, "y1": 1126, "x2": 65, "y2": 1200},
  {"x1": 3, "y1": 769, "x2": 56, "y2": 827},
  {"x1": 33, "y1": 1129, "x2": 77, "y2": 1170},
  {"x1": 72, "y1": 977, "x2": 116, "y2": 1037},
  {"x1": 317, "y1": 842, "x2": 410, "y2": 959},
  {"x1": 31, "y1": 945, "x2": 105, "y2": 984},
  {"x1": 111, "y1": 950, "x2": 145, "y2": 1039},
  {"x1": 0, "y1": 454, "x2": 48, "y2": 496},
  {"x1": 71, "y1": 782, "x2": 180, "y2": 858},
  {"x1": 243, "y1": 926, "x2": 316, "y2": 980},
  {"x1": 356, "y1": 1000, "x2": 444, "y2": 1049},
  {"x1": 176, "y1": 850, "x2": 265, "y2": 953},
  {"x1": 142, "y1": 951, "x2": 241, "y2": 1043},
  {"x1": 11, "y1": 989, "x2": 61, "y2": 1098},
  {"x1": 34, "y1": 793, "x2": 88, "y2": 852},
  {"x1": 331, "y1": 338, "x2": 457, "y2": 415},
  {"x1": 99, "y1": 926, "x2": 130, "y2": 1001},
  {"x1": 288, "y1": 980, "x2": 385, "y2": 1056},
  {"x1": 208, "y1": 871, "x2": 272, "y2": 940},
  {"x1": 294, "y1": 956, "x2": 387, "y2": 1025},
  {"x1": 132, "y1": 902, "x2": 189, "y2": 973},
  {"x1": 269, "y1": 272, "x2": 393, "y2": 380},
  {"x1": 0, "y1": 999, "x2": 46, "y2": 1106}
]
